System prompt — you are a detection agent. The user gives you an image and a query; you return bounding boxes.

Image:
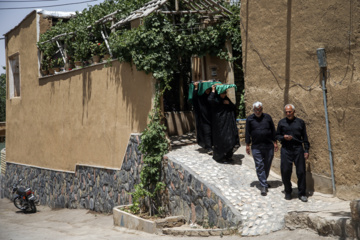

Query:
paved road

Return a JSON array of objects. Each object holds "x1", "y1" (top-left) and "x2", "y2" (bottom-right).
[{"x1": 0, "y1": 197, "x2": 336, "y2": 240}]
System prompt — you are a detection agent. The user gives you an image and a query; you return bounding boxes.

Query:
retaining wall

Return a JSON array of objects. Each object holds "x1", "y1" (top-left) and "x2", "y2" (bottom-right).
[
  {"x1": 2, "y1": 134, "x2": 143, "y2": 213},
  {"x1": 163, "y1": 156, "x2": 242, "y2": 229},
  {"x1": 1, "y1": 134, "x2": 242, "y2": 229}
]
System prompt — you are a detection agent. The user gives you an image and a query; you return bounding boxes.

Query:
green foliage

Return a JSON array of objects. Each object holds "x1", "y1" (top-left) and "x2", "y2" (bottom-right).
[
  {"x1": 37, "y1": 0, "x2": 148, "y2": 66},
  {"x1": 132, "y1": 87, "x2": 168, "y2": 215},
  {"x1": 90, "y1": 42, "x2": 106, "y2": 56},
  {"x1": 238, "y1": 89, "x2": 245, "y2": 119},
  {"x1": 40, "y1": 57, "x2": 50, "y2": 70},
  {"x1": 54, "y1": 57, "x2": 64, "y2": 67},
  {"x1": 0, "y1": 67, "x2": 6, "y2": 122},
  {"x1": 109, "y1": 11, "x2": 242, "y2": 91}
]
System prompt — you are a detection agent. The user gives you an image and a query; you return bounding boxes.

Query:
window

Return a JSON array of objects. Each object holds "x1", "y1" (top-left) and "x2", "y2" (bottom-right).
[{"x1": 8, "y1": 54, "x2": 20, "y2": 98}]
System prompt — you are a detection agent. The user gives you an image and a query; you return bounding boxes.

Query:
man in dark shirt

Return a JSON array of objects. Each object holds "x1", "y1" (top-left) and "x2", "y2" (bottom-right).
[
  {"x1": 245, "y1": 102, "x2": 278, "y2": 196},
  {"x1": 276, "y1": 104, "x2": 310, "y2": 202}
]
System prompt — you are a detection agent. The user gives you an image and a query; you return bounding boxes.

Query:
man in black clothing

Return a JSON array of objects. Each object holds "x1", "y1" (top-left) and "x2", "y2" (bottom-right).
[
  {"x1": 245, "y1": 102, "x2": 278, "y2": 196},
  {"x1": 192, "y1": 82, "x2": 213, "y2": 154},
  {"x1": 276, "y1": 104, "x2": 310, "y2": 202}
]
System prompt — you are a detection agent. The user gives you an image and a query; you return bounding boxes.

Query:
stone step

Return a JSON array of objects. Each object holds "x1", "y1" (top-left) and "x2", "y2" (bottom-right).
[{"x1": 285, "y1": 200, "x2": 358, "y2": 239}]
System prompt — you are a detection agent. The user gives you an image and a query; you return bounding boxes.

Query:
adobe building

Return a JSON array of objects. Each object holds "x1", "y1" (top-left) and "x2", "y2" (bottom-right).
[
  {"x1": 4, "y1": 8, "x2": 234, "y2": 172},
  {"x1": 240, "y1": 0, "x2": 360, "y2": 200},
  {"x1": 2, "y1": 1, "x2": 237, "y2": 213},
  {"x1": 5, "y1": 10, "x2": 156, "y2": 172}
]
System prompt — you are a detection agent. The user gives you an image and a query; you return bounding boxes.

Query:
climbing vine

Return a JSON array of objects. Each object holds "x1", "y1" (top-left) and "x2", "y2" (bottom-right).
[{"x1": 131, "y1": 86, "x2": 168, "y2": 215}]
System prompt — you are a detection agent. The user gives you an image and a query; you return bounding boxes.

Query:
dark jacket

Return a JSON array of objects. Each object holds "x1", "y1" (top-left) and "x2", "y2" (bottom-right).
[{"x1": 245, "y1": 113, "x2": 276, "y2": 148}]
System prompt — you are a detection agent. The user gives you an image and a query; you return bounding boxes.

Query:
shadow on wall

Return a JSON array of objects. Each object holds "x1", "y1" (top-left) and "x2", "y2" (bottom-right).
[
  {"x1": 82, "y1": 69, "x2": 92, "y2": 124},
  {"x1": 165, "y1": 111, "x2": 195, "y2": 136},
  {"x1": 112, "y1": 61, "x2": 153, "y2": 131},
  {"x1": 39, "y1": 61, "x2": 152, "y2": 132}
]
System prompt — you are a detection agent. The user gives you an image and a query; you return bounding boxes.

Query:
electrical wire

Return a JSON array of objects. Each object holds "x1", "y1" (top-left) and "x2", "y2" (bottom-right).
[
  {"x1": 0, "y1": 0, "x2": 59, "y2": 2},
  {"x1": 0, "y1": 0, "x2": 98, "y2": 10}
]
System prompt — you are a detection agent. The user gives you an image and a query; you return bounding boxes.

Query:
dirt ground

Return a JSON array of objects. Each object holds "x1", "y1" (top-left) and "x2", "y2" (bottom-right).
[{"x1": 0, "y1": 198, "x2": 336, "y2": 240}]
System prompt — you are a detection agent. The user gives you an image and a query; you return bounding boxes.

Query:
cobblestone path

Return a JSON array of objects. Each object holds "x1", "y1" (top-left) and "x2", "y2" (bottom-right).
[{"x1": 167, "y1": 136, "x2": 335, "y2": 236}]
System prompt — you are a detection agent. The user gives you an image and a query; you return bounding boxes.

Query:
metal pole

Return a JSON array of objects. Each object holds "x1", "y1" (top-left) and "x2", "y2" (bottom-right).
[{"x1": 321, "y1": 69, "x2": 336, "y2": 194}]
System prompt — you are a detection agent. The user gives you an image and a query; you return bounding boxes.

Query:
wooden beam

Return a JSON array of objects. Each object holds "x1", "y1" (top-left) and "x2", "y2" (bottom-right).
[
  {"x1": 205, "y1": 0, "x2": 232, "y2": 15},
  {"x1": 101, "y1": 30, "x2": 113, "y2": 57},
  {"x1": 56, "y1": 40, "x2": 66, "y2": 66},
  {"x1": 156, "y1": 10, "x2": 221, "y2": 14}
]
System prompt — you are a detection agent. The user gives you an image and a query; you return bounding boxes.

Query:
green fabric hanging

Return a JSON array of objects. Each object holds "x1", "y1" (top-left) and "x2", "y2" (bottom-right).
[
  {"x1": 198, "y1": 81, "x2": 221, "y2": 95},
  {"x1": 188, "y1": 83, "x2": 195, "y2": 104},
  {"x1": 188, "y1": 81, "x2": 221, "y2": 103},
  {"x1": 216, "y1": 84, "x2": 237, "y2": 94}
]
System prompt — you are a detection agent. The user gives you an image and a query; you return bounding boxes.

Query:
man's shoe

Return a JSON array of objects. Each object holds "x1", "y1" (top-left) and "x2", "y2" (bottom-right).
[
  {"x1": 267, "y1": 183, "x2": 271, "y2": 188},
  {"x1": 261, "y1": 187, "x2": 267, "y2": 196},
  {"x1": 285, "y1": 193, "x2": 292, "y2": 200},
  {"x1": 299, "y1": 196, "x2": 308, "y2": 202}
]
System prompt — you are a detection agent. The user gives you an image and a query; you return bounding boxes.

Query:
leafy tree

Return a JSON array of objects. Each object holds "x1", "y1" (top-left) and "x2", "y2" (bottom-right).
[{"x1": 0, "y1": 67, "x2": 6, "y2": 122}]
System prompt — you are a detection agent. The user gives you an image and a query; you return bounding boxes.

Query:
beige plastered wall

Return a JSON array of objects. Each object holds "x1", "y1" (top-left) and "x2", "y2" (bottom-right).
[
  {"x1": 5, "y1": 11, "x2": 155, "y2": 172},
  {"x1": 241, "y1": 0, "x2": 360, "y2": 200}
]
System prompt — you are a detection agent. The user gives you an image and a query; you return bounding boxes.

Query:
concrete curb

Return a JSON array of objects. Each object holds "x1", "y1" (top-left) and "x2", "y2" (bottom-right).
[
  {"x1": 113, "y1": 205, "x2": 158, "y2": 234},
  {"x1": 113, "y1": 205, "x2": 239, "y2": 236},
  {"x1": 162, "y1": 227, "x2": 238, "y2": 236}
]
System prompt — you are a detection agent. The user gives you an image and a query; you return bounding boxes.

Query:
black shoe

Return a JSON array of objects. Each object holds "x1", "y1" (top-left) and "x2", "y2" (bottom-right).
[
  {"x1": 207, "y1": 149, "x2": 213, "y2": 155},
  {"x1": 285, "y1": 193, "x2": 292, "y2": 200},
  {"x1": 214, "y1": 158, "x2": 225, "y2": 163},
  {"x1": 226, "y1": 157, "x2": 234, "y2": 162},
  {"x1": 299, "y1": 196, "x2": 308, "y2": 202},
  {"x1": 267, "y1": 183, "x2": 271, "y2": 188},
  {"x1": 261, "y1": 187, "x2": 267, "y2": 196}
]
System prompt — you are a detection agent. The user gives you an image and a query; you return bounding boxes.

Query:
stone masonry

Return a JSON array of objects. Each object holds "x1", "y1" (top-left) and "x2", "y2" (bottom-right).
[
  {"x1": 164, "y1": 155, "x2": 242, "y2": 229},
  {"x1": 2, "y1": 131, "x2": 359, "y2": 237},
  {"x1": 2, "y1": 134, "x2": 143, "y2": 213},
  {"x1": 1, "y1": 132, "x2": 244, "y2": 229}
]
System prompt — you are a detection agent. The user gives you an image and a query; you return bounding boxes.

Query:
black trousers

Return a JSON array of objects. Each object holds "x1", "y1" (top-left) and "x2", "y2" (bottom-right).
[{"x1": 280, "y1": 146, "x2": 306, "y2": 196}]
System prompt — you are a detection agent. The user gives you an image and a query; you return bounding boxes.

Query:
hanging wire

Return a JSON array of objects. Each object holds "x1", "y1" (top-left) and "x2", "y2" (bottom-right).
[
  {"x1": 0, "y1": 0, "x2": 59, "y2": 2},
  {"x1": 0, "y1": 0, "x2": 98, "y2": 10},
  {"x1": 0, "y1": 0, "x2": 59, "y2": 3}
]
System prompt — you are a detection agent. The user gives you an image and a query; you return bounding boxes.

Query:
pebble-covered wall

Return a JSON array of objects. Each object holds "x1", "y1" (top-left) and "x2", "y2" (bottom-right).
[
  {"x1": 1, "y1": 133, "x2": 242, "y2": 229},
  {"x1": 2, "y1": 134, "x2": 143, "y2": 213}
]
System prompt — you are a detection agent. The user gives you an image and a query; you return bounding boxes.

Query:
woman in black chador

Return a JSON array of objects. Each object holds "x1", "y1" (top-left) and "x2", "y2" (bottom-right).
[
  {"x1": 208, "y1": 84, "x2": 240, "y2": 162},
  {"x1": 192, "y1": 81, "x2": 213, "y2": 154}
]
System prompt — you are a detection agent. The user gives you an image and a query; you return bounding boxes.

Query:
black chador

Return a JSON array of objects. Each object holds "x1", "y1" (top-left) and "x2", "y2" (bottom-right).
[
  {"x1": 208, "y1": 92, "x2": 239, "y2": 162},
  {"x1": 193, "y1": 88, "x2": 213, "y2": 152}
]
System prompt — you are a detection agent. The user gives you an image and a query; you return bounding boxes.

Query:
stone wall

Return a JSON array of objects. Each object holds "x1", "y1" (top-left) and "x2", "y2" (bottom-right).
[
  {"x1": 2, "y1": 134, "x2": 143, "y2": 213},
  {"x1": 1, "y1": 134, "x2": 242, "y2": 229},
  {"x1": 237, "y1": 119, "x2": 246, "y2": 143},
  {"x1": 350, "y1": 200, "x2": 360, "y2": 239},
  {"x1": 163, "y1": 156, "x2": 242, "y2": 229}
]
